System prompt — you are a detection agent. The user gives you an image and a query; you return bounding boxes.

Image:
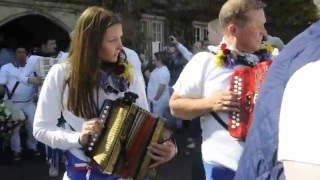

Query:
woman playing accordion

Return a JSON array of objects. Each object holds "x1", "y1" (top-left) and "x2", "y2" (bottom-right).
[{"x1": 33, "y1": 7, "x2": 177, "y2": 180}]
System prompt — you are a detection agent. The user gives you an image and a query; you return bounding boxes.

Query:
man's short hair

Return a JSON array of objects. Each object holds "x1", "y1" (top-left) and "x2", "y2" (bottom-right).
[
  {"x1": 208, "y1": 19, "x2": 220, "y2": 31},
  {"x1": 219, "y1": 0, "x2": 266, "y2": 30}
]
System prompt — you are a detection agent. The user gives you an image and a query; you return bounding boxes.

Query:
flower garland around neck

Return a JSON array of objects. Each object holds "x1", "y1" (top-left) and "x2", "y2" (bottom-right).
[
  {"x1": 99, "y1": 60, "x2": 133, "y2": 93},
  {"x1": 214, "y1": 43, "x2": 274, "y2": 68}
]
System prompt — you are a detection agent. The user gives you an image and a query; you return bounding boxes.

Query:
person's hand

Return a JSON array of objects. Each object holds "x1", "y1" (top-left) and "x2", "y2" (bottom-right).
[
  {"x1": 209, "y1": 90, "x2": 240, "y2": 113},
  {"x1": 144, "y1": 70, "x2": 151, "y2": 79},
  {"x1": 79, "y1": 118, "x2": 104, "y2": 146},
  {"x1": 148, "y1": 141, "x2": 177, "y2": 168},
  {"x1": 32, "y1": 93, "x2": 38, "y2": 104},
  {"x1": 169, "y1": 36, "x2": 178, "y2": 45},
  {"x1": 28, "y1": 76, "x2": 42, "y2": 86}
]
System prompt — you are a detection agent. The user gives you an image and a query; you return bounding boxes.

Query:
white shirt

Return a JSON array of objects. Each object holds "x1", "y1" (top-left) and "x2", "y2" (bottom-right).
[
  {"x1": 278, "y1": 60, "x2": 320, "y2": 165},
  {"x1": 33, "y1": 61, "x2": 149, "y2": 161},
  {"x1": 176, "y1": 43, "x2": 193, "y2": 61},
  {"x1": 18, "y1": 52, "x2": 69, "y2": 84},
  {"x1": 173, "y1": 50, "x2": 261, "y2": 170},
  {"x1": 147, "y1": 66, "x2": 170, "y2": 102},
  {"x1": 123, "y1": 47, "x2": 148, "y2": 109},
  {"x1": 0, "y1": 63, "x2": 35, "y2": 102}
]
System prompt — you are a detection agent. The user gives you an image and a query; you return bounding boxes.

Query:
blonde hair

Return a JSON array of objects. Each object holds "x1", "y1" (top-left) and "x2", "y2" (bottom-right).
[{"x1": 219, "y1": 0, "x2": 266, "y2": 30}]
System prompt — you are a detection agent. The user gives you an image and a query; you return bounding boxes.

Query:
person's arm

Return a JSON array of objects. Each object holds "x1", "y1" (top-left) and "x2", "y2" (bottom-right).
[
  {"x1": 33, "y1": 64, "x2": 82, "y2": 150},
  {"x1": 283, "y1": 161, "x2": 320, "y2": 180},
  {"x1": 176, "y1": 43, "x2": 193, "y2": 61},
  {"x1": 169, "y1": 91, "x2": 240, "y2": 120},
  {"x1": 0, "y1": 67, "x2": 7, "y2": 97},
  {"x1": 0, "y1": 85, "x2": 5, "y2": 97},
  {"x1": 153, "y1": 84, "x2": 166, "y2": 101},
  {"x1": 278, "y1": 62, "x2": 320, "y2": 179},
  {"x1": 170, "y1": 36, "x2": 193, "y2": 61}
]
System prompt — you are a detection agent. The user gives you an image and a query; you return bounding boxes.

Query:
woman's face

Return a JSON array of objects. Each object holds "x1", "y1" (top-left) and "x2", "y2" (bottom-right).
[{"x1": 99, "y1": 23, "x2": 123, "y2": 63}]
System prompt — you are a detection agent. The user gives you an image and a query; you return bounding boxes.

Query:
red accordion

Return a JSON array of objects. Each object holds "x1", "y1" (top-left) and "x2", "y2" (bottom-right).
[{"x1": 228, "y1": 60, "x2": 272, "y2": 140}]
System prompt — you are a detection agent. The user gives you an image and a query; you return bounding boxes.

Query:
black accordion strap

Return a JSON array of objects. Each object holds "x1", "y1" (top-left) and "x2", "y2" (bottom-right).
[
  {"x1": 210, "y1": 112, "x2": 228, "y2": 130},
  {"x1": 6, "y1": 81, "x2": 20, "y2": 100}
]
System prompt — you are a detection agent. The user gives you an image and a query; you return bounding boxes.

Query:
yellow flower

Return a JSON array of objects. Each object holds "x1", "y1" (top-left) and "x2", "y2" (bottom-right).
[
  {"x1": 265, "y1": 44, "x2": 274, "y2": 53},
  {"x1": 121, "y1": 62, "x2": 134, "y2": 82},
  {"x1": 215, "y1": 58, "x2": 224, "y2": 67}
]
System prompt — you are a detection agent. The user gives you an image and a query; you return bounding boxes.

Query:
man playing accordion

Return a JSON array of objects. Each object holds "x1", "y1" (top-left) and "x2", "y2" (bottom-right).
[{"x1": 169, "y1": 0, "x2": 278, "y2": 179}]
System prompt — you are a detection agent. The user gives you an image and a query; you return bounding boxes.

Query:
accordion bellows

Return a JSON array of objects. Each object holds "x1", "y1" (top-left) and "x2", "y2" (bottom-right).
[
  {"x1": 85, "y1": 98, "x2": 171, "y2": 179},
  {"x1": 37, "y1": 57, "x2": 58, "y2": 78}
]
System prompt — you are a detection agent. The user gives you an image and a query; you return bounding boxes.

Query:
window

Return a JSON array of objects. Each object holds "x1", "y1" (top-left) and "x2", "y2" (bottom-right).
[
  {"x1": 193, "y1": 21, "x2": 208, "y2": 42},
  {"x1": 140, "y1": 14, "x2": 165, "y2": 60}
]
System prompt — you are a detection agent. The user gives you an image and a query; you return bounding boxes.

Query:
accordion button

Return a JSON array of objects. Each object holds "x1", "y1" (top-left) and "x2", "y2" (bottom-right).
[
  {"x1": 232, "y1": 120, "x2": 236, "y2": 124},
  {"x1": 238, "y1": 92, "x2": 241, "y2": 95},
  {"x1": 88, "y1": 147, "x2": 92, "y2": 151},
  {"x1": 236, "y1": 113, "x2": 240, "y2": 117},
  {"x1": 234, "y1": 76, "x2": 238, "y2": 79},
  {"x1": 234, "y1": 89, "x2": 238, "y2": 93},
  {"x1": 234, "y1": 85, "x2": 238, "y2": 88},
  {"x1": 236, "y1": 122, "x2": 240, "y2": 126},
  {"x1": 239, "y1": 78, "x2": 242, "y2": 82},
  {"x1": 104, "y1": 110, "x2": 107, "y2": 113},
  {"x1": 102, "y1": 115, "x2": 106, "y2": 118},
  {"x1": 90, "y1": 142, "x2": 94, "y2": 146},
  {"x1": 95, "y1": 134, "x2": 99, "y2": 137},
  {"x1": 232, "y1": 116, "x2": 236, "y2": 119},
  {"x1": 236, "y1": 118, "x2": 240, "y2": 121},
  {"x1": 231, "y1": 125, "x2": 236, "y2": 129},
  {"x1": 93, "y1": 137, "x2": 97, "y2": 141},
  {"x1": 238, "y1": 87, "x2": 242, "y2": 90},
  {"x1": 105, "y1": 106, "x2": 110, "y2": 109}
]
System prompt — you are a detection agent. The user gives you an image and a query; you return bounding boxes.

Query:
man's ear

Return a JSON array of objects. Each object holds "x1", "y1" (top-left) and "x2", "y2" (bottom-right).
[{"x1": 227, "y1": 23, "x2": 237, "y2": 36}]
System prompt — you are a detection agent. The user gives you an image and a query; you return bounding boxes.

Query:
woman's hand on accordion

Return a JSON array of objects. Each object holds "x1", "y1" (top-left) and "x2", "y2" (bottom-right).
[
  {"x1": 79, "y1": 118, "x2": 104, "y2": 147},
  {"x1": 148, "y1": 141, "x2": 177, "y2": 168},
  {"x1": 211, "y1": 91, "x2": 241, "y2": 113}
]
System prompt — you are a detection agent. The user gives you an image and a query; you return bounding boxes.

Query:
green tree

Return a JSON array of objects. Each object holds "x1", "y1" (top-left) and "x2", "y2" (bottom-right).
[{"x1": 263, "y1": 0, "x2": 319, "y2": 43}]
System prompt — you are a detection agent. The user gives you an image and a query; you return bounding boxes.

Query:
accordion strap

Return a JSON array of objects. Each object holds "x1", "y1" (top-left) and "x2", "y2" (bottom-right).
[
  {"x1": 5, "y1": 81, "x2": 20, "y2": 100},
  {"x1": 210, "y1": 112, "x2": 228, "y2": 130}
]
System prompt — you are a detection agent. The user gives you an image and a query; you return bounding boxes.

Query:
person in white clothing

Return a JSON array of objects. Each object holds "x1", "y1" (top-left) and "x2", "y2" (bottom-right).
[
  {"x1": 278, "y1": 60, "x2": 320, "y2": 180},
  {"x1": 147, "y1": 51, "x2": 171, "y2": 116},
  {"x1": 169, "y1": 0, "x2": 268, "y2": 179},
  {"x1": 0, "y1": 45, "x2": 39, "y2": 161},
  {"x1": 33, "y1": 7, "x2": 177, "y2": 180}
]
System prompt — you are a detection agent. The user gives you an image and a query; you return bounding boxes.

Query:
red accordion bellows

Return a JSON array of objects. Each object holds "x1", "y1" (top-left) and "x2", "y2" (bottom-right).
[{"x1": 228, "y1": 60, "x2": 272, "y2": 140}]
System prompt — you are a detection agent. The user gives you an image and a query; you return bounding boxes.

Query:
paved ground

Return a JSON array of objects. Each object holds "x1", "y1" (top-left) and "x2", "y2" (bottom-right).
[{"x1": 0, "y1": 127, "x2": 205, "y2": 180}]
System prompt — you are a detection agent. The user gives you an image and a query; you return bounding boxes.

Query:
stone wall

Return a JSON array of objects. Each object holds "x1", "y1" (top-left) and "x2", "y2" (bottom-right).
[{"x1": 0, "y1": 0, "x2": 86, "y2": 32}]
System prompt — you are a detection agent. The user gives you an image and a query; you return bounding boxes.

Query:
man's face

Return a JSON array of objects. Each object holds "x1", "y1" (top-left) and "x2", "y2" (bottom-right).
[
  {"x1": 208, "y1": 25, "x2": 223, "y2": 46},
  {"x1": 168, "y1": 46, "x2": 176, "y2": 55},
  {"x1": 15, "y1": 48, "x2": 27, "y2": 62},
  {"x1": 234, "y1": 9, "x2": 267, "y2": 53},
  {"x1": 43, "y1": 39, "x2": 57, "y2": 54}
]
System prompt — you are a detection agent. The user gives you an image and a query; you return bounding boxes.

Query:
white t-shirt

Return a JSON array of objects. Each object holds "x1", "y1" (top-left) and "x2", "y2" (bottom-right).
[
  {"x1": 18, "y1": 52, "x2": 69, "y2": 84},
  {"x1": 147, "y1": 66, "x2": 170, "y2": 102},
  {"x1": 0, "y1": 63, "x2": 35, "y2": 102},
  {"x1": 33, "y1": 62, "x2": 149, "y2": 162},
  {"x1": 173, "y1": 51, "x2": 261, "y2": 170},
  {"x1": 278, "y1": 60, "x2": 320, "y2": 165}
]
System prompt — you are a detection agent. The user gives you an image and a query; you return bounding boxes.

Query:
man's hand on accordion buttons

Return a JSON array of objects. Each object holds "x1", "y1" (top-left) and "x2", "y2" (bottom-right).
[
  {"x1": 79, "y1": 119, "x2": 104, "y2": 147},
  {"x1": 148, "y1": 141, "x2": 177, "y2": 168},
  {"x1": 211, "y1": 90, "x2": 241, "y2": 113}
]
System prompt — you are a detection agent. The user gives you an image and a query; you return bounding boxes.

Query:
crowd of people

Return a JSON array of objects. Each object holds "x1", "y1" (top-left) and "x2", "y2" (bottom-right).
[{"x1": 1, "y1": 0, "x2": 319, "y2": 179}]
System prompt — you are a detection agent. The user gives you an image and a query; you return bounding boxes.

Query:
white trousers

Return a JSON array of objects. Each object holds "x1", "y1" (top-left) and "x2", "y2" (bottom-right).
[{"x1": 10, "y1": 101, "x2": 37, "y2": 153}]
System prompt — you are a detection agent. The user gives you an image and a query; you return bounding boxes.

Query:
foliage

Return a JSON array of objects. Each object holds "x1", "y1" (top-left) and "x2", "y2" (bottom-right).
[{"x1": 263, "y1": 0, "x2": 319, "y2": 43}]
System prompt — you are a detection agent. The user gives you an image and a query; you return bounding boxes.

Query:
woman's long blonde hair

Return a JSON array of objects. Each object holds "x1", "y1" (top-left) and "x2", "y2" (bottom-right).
[{"x1": 67, "y1": 6, "x2": 121, "y2": 119}]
